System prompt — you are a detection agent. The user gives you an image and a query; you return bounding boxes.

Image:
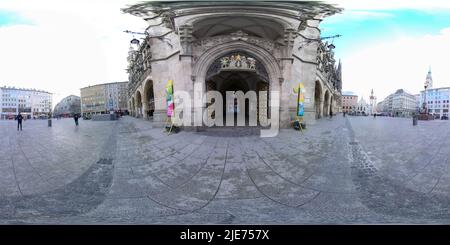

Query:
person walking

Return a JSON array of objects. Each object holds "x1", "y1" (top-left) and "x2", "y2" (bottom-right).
[
  {"x1": 74, "y1": 114, "x2": 79, "y2": 126},
  {"x1": 16, "y1": 113, "x2": 23, "y2": 131}
]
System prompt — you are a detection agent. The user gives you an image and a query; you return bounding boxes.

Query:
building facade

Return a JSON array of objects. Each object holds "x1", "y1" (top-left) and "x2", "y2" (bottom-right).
[
  {"x1": 378, "y1": 89, "x2": 416, "y2": 117},
  {"x1": 80, "y1": 82, "x2": 128, "y2": 117},
  {"x1": 1, "y1": 86, "x2": 52, "y2": 120},
  {"x1": 355, "y1": 97, "x2": 369, "y2": 115},
  {"x1": 123, "y1": 1, "x2": 342, "y2": 127},
  {"x1": 414, "y1": 94, "x2": 421, "y2": 113},
  {"x1": 419, "y1": 69, "x2": 450, "y2": 119},
  {"x1": 53, "y1": 95, "x2": 81, "y2": 117},
  {"x1": 341, "y1": 91, "x2": 358, "y2": 113},
  {"x1": 420, "y1": 87, "x2": 450, "y2": 119}
]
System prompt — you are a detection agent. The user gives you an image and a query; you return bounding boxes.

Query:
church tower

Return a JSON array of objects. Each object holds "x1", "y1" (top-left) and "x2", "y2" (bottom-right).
[
  {"x1": 369, "y1": 89, "x2": 377, "y2": 115},
  {"x1": 426, "y1": 67, "x2": 433, "y2": 89}
]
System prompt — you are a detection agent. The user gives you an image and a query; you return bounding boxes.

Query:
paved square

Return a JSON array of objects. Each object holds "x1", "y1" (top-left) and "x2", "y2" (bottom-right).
[{"x1": 1, "y1": 116, "x2": 450, "y2": 224}]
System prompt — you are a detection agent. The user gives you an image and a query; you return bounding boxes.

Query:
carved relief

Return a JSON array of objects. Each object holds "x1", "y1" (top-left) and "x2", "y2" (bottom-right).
[
  {"x1": 193, "y1": 30, "x2": 276, "y2": 53},
  {"x1": 206, "y1": 51, "x2": 269, "y2": 81},
  {"x1": 219, "y1": 53, "x2": 256, "y2": 70},
  {"x1": 316, "y1": 41, "x2": 341, "y2": 93},
  {"x1": 179, "y1": 24, "x2": 194, "y2": 54}
]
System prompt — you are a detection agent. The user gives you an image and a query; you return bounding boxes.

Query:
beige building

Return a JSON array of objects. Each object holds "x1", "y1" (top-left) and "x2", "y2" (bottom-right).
[
  {"x1": 123, "y1": 1, "x2": 343, "y2": 127},
  {"x1": 53, "y1": 95, "x2": 81, "y2": 117},
  {"x1": 80, "y1": 82, "x2": 128, "y2": 116}
]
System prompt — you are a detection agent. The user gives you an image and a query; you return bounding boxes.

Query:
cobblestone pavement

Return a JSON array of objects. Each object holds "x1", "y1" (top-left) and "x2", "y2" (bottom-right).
[{"x1": 1, "y1": 116, "x2": 450, "y2": 224}]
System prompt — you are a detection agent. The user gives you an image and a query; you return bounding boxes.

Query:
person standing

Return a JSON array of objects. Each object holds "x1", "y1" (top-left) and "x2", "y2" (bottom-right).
[
  {"x1": 16, "y1": 113, "x2": 23, "y2": 131},
  {"x1": 74, "y1": 114, "x2": 79, "y2": 126}
]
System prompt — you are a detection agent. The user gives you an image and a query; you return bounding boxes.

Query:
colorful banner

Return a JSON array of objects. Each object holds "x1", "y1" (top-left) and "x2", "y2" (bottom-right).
[
  {"x1": 295, "y1": 83, "x2": 305, "y2": 117},
  {"x1": 166, "y1": 79, "x2": 174, "y2": 118}
]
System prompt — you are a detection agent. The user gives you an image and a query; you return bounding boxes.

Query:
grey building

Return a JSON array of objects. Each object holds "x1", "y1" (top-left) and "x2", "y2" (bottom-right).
[
  {"x1": 53, "y1": 95, "x2": 81, "y2": 117},
  {"x1": 123, "y1": 1, "x2": 343, "y2": 127},
  {"x1": 378, "y1": 89, "x2": 416, "y2": 117}
]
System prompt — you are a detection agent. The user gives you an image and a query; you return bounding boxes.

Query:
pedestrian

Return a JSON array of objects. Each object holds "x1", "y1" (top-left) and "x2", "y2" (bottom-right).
[
  {"x1": 329, "y1": 109, "x2": 333, "y2": 119},
  {"x1": 74, "y1": 114, "x2": 79, "y2": 126},
  {"x1": 16, "y1": 113, "x2": 23, "y2": 131}
]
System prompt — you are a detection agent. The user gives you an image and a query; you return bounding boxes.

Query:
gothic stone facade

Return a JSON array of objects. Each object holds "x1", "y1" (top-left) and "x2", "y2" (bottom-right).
[{"x1": 124, "y1": 1, "x2": 342, "y2": 127}]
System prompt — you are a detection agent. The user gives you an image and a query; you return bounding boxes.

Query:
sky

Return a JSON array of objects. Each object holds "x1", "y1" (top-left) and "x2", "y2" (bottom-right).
[
  {"x1": 1, "y1": 0, "x2": 450, "y2": 107},
  {"x1": 322, "y1": 0, "x2": 450, "y2": 102}
]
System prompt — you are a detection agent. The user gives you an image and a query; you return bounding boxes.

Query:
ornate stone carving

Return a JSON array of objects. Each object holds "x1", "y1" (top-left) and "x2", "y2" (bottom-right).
[
  {"x1": 206, "y1": 51, "x2": 269, "y2": 81},
  {"x1": 179, "y1": 24, "x2": 194, "y2": 54},
  {"x1": 193, "y1": 30, "x2": 276, "y2": 53},
  {"x1": 282, "y1": 28, "x2": 297, "y2": 57},
  {"x1": 316, "y1": 41, "x2": 341, "y2": 93},
  {"x1": 219, "y1": 53, "x2": 256, "y2": 71}
]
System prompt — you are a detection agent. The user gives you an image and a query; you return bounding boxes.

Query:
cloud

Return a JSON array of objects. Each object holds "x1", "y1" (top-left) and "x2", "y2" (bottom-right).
[
  {"x1": 324, "y1": 10, "x2": 393, "y2": 23},
  {"x1": 341, "y1": 27, "x2": 450, "y2": 101},
  {"x1": 0, "y1": 0, "x2": 147, "y2": 107},
  {"x1": 327, "y1": 0, "x2": 450, "y2": 10}
]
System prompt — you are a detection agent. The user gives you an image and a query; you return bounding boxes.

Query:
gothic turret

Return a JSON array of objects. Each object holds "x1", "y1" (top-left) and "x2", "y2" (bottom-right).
[{"x1": 336, "y1": 59, "x2": 342, "y2": 91}]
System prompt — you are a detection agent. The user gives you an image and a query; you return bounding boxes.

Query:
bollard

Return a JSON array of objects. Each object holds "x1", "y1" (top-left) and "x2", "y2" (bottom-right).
[
  {"x1": 412, "y1": 116, "x2": 418, "y2": 126},
  {"x1": 48, "y1": 119, "x2": 52, "y2": 127}
]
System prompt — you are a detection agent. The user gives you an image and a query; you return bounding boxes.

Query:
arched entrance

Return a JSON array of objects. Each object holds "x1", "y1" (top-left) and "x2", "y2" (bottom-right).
[
  {"x1": 143, "y1": 80, "x2": 155, "y2": 119},
  {"x1": 205, "y1": 51, "x2": 270, "y2": 126},
  {"x1": 135, "y1": 91, "x2": 142, "y2": 118},
  {"x1": 191, "y1": 41, "x2": 282, "y2": 128},
  {"x1": 314, "y1": 81, "x2": 323, "y2": 119}
]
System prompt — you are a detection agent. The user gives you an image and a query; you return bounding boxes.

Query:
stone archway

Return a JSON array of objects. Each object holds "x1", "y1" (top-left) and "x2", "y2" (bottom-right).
[
  {"x1": 192, "y1": 41, "x2": 282, "y2": 127},
  {"x1": 135, "y1": 91, "x2": 142, "y2": 118},
  {"x1": 314, "y1": 80, "x2": 323, "y2": 119},
  {"x1": 204, "y1": 51, "x2": 270, "y2": 126},
  {"x1": 143, "y1": 79, "x2": 155, "y2": 120}
]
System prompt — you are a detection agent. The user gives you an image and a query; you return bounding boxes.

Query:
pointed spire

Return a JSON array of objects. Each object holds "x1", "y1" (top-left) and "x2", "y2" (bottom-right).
[
  {"x1": 337, "y1": 59, "x2": 342, "y2": 80},
  {"x1": 426, "y1": 66, "x2": 433, "y2": 89}
]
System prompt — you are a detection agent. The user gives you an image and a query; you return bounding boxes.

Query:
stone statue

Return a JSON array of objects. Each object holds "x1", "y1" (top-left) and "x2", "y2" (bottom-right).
[
  {"x1": 241, "y1": 56, "x2": 248, "y2": 68},
  {"x1": 235, "y1": 54, "x2": 242, "y2": 67},
  {"x1": 248, "y1": 57, "x2": 256, "y2": 69},
  {"x1": 220, "y1": 57, "x2": 229, "y2": 68},
  {"x1": 230, "y1": 55, "x2": 236, "y2": 67}
]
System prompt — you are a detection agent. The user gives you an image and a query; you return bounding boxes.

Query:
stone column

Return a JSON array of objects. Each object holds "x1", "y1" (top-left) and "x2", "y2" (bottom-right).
[
  {"x1": 328, "y1": 95, "x2": 332, "y2": 116},
  {"x1": 319, "y1": 98, "x2": 324, "y2": 118},
  {"x1": 135, "y1": 105, "x2": 140, "y2": 118},
  {"x1": 279, "y1": 28, "x2": 297, "y2": 128},
  {"x1": 142, "y1": 103, "x2": 149, "y2": 119}
]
